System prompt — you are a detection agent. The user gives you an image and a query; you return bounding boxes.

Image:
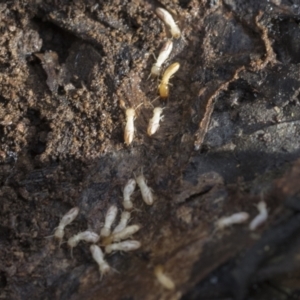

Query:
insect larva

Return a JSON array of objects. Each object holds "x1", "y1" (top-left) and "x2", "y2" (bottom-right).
[
  {"x1": 147, "y1": 107, "x2": 164, "y2": 136},
  {"x1": 124, "y1": 108, "x2": 136, "y2": 146},
  {"x1": 90, "y1": 244, "x2": 111, "y2": 278},
  {"x1": 122, "y1": 179, "x2": 136, "y2": 210},
  {"x1": 249, "y1": 201, "x2": 268, "y2": 231},
  {"x1": 154, "y1": 265, "x2": 175, "y2": 290},
  {"x1": 113, "y1": 211, "x2": 131, "y2": 234},
  {"x1": 156, "y1": 8, "x2": 181, "y2": 39},
  {"x1": 105, "y1": 240, "x2": 141, "y2": 254},
  {"x1": 136, "y1": 172, "x2": 154, "y2": 205},
  {"x1": 67, "y1": 231, "x2": 99, "y2": 256},
  {"x1": 54, "y1": 207, "x2": 79, "y2": 242},
  {"x1": 101, "y1": 205, "x2": 118, "y2": 237},
  {"x1": 151, "y1": 40, "x2": 173, "y2": 77},
  {"x1": 159, "y1": 62, "x2": 180, "y2": 99},
  {"x1": 216, "y1": 212, "x2": 249, "y2": 229}
]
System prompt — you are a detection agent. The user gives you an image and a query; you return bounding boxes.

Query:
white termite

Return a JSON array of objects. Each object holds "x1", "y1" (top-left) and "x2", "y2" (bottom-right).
[
  {"x1": 90, "y1": 244, "x2": 111, "y2": 278},
  {"x1": 249, "y1": 201, "x2": 268, "y2": 231},
  {"x1": 156, "y1": 7, "x2": 181, "y2": 39},
  {"x1": 151, "y1": 40, "x2": 173, "y2": 77},
  {"x1": 113, "y1": 211, "x2": 131, "y2": 234},
  {"x1": 124, "y1": 108, "x2": 135, "y2": 146},
  {"x1": 216, "y1": 212, "x2": 249, "y2": 229},
  {"x1": 122, "y1": 179, "x2": 136, "y2": 210},
  {"x1": 105, "y1": 240, "x2": 141, "y2": 254},
  {"x1": 101, "y1": 205, "x2": 118, "y2": 237},
  {"x1": 147, "y1": 107, "x2": 164, "y2": 136},
  {"x1": 136, "y1": 171, "x2": 154, "y2": 205},
  {"x1": 54, "y1": 207, "x2": 79, "y2": 242},
  {"x1": 68, "y1": 231, "x2": 100, "y2": 256},
  {"x1": 154, "y1": 265, "x2": 175, "y2": 290},
  {"x1": 112, "y1": 224, "x2": 140, "y2": 242}
]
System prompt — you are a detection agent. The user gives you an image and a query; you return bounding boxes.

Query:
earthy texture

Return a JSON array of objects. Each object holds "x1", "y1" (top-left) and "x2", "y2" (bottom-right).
[{"x1": 1, "y1": 0, "x2": 300, "y2": 299}]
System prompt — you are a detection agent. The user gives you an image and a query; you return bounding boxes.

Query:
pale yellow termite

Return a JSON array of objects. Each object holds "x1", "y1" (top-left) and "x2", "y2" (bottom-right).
[
  {"x1": 136, "y1": 171, "x2": 154, "y2": 205},
  {"x1": 147, "y1": 107, "x2": 164, "y2": 136},
  {"x1": 102, "y1": 224, "x2": 140, "y2": 245},
  {"x1": 124, "y1": 108, "x2": 136, "y2": 146},
  {"x1": 105, "y1": 240, "x2": 141, "y2": 254},
  {"x1": 156, "y1": 8, "x2": 181, "y2": 39},
  {"x1": 67, "y1": 231, "x2": 100, "y2": 257},
  {"x1": 216, "y1": 212, "x2": 249, "y2": 229},
  {"x1": 90, "y1": 244, "x2": 111, "y2": 279},
  {"x1": 54, "y1": 207, "x2": 79, "y2": 243},
  {"x1": 100, "y1": 205, "x2": 118, "y2": 237},
  {"x1": 154, "y1": 265, "x2": 175, "y2": 290},
  {"x1": 151, "y1": 40, "x2": 173, "y2": 77},
  {"x1": 122, "y1": 179, "x2": 136, "y2": 210},
  {"x1": 124, "y1": 103, "x2": 143, "y2": 146},
  {"x1": 159, "y1": 62, "x2": 180, "y2": 99},
  {"x1": 113, "y1": 211, "x2": 131, "y2": 234},
  {"x1": 249, "y1": 201, "x2": 268, "y2": 231}
]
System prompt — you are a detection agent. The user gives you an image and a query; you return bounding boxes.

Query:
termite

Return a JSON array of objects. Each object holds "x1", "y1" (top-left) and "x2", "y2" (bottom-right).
[
  {"x1": 124, "y1": 103, "x2": 143, "y2": 146},
  {"x1": 249, "y1": 201, "x2": 268, "y2": 231},
  {"x1": 124, "y1": 108, "x2": 136, "y2": 146},
  {"x1": 122, "y1": 179, "x2": 136, "y2": 210},
  {"x1": 54, "y1": 207, "x2": 79, "y2": 243},
  {"x1": 151, "y1": 40, "x2": 173, "y2": 77},
  {"x1": 105, "y1": 240, "x2": 141, "y2": 254},
  {"x1": 113, "y1": 211, "x2": 131, "y2": 234},
  {"x1": 90, "y1": 244, "x2": 111, "y2": 279},
  {"x1": 67, "y1": 231, "x2": 100, "y2": 257},
  {"x1": 216, "y1": 212, "x2": 249, "y2": 229},
  {"x1": 136, "y1": 171, "x2": 154, "y2": 205},
  {"x1": 100, "y1": 205, "x2": 118, "y2": 237},
  {"x1": 159, "y1": 62, "x2": 180, "y2": 99},
  {"x1": 154, "y1": 265, "x2": 175, "y2": 290},
  {"x1": 156, "y1": 7, "x2": 181, "y2": 39},
  {"x1": 147, "y1": 107, "x2": 164, "y2": 136},
  {"x1": 102, "y1": 224, "x2": 140, "y2": 245}
]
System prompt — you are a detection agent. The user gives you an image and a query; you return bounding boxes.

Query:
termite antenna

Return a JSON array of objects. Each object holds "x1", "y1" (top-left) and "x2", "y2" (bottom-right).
[
  {"x1": 151, "y1": 52, "x2": 157, "y2": 60},
  {"x1": 135, "y1": 102, "x2": 144, "y2": 110},
  {"x1": 131, "y1": 207, "x2": 142, "y2": 213},
  {"x1": 149, "y1": 96, "x2": 160, "y2": 108},
  {"x1": 44, "y1": 234, "x2": 55, "y2": 239}
]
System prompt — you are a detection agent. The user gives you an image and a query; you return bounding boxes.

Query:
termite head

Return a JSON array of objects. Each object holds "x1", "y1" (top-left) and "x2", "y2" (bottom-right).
[
  {"x1": 153, "y1": 107, "x2": 163, "y2": 115},
  {"x1": 122, "y1": 200, "x2": 133, "y2": 210},
  {"x1": 151, "y1": 64, "x2": 161, "y2": 77},
  {"x1": 135, "y1": 174, "x2": 145, "y2": 185},
  {"x1": 99, "y1": 263, "x2": 111, "y2": 277},
  {"x1": 54, "y1": 227, "x2": 64, "y2": 240},
  {"x1": 101, "y1": 227, "x2": 111, "y2": 237},
  {"x1": 125, "y1": 108, "x2": 135, "y2": 119},
  {"x1": 171, "y1": 26, "x2": 181, "y2": 39},
  {"x1": 67, "y1": 235, "x2": 79, "y2": 248},
  {"x1": 257, "y1": 201, "x2": 267, "y2": 212}
]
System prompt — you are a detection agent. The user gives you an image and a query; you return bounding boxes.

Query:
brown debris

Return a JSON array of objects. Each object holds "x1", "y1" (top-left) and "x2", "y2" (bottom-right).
[
  {"x1": 194, "y1": 66, "x2": 245, "y2": 150},
  {"x1": 250, "y1": 11, "x2": 278, "y2": 71}
]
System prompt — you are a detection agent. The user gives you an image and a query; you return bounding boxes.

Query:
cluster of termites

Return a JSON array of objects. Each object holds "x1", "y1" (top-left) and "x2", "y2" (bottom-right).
[
  {"x1": 52, "y1": 204, "x2": 142, "y2": 278},
  {"x1": 52, "y1": 6, "x2": 182, "y2": 288},
  {"x1": 124, "y1": 7, "x2": 181, "y2": 145},
  {"x1": 215, "y1": 201, "x2": 269, "y2": 231}
]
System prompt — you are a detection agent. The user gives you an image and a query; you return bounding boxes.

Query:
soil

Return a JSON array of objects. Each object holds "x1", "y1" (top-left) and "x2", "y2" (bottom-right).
[{"x1": 1, "y1": 0, "x2": 300, "y2": 299}]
